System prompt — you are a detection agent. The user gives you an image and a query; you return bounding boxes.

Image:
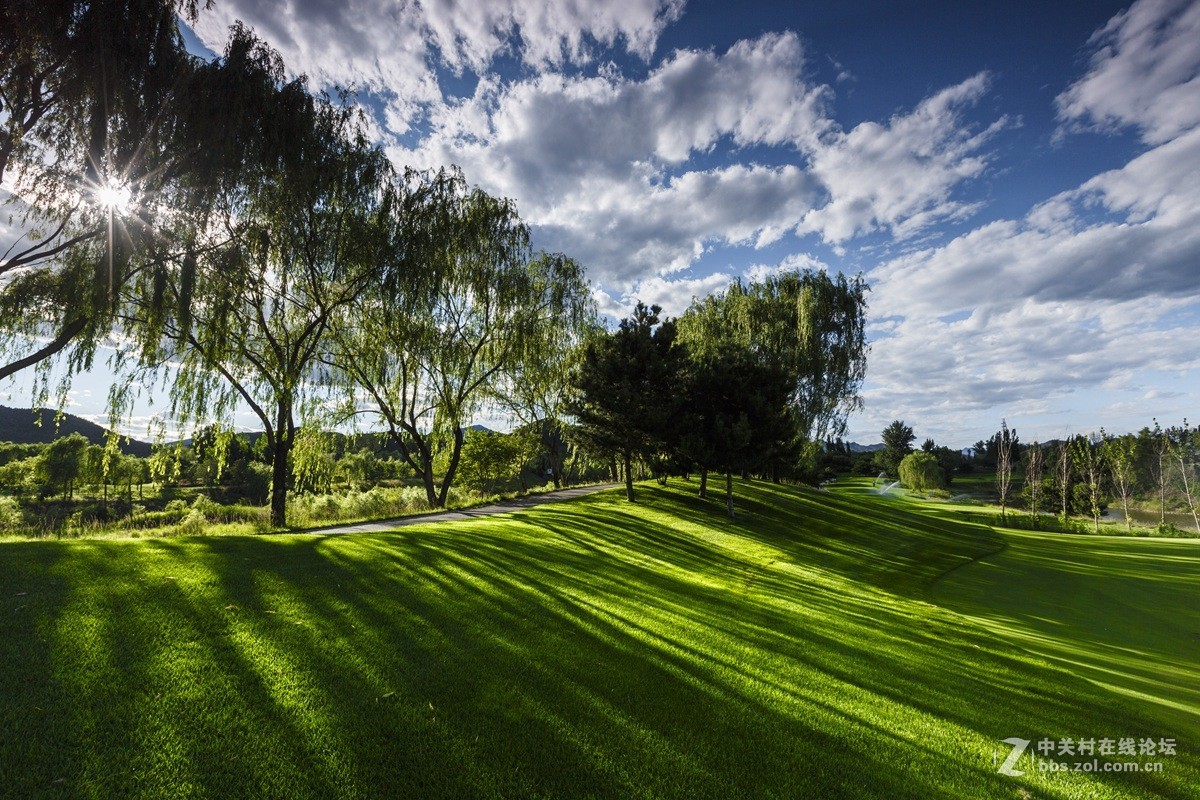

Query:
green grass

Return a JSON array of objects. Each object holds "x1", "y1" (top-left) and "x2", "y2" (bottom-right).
[
  {"x1": 932, "y1": 523, "x2": 1200, "y2": 730},
  {"x1": 0, "y1": 478, "x2": 1195, "y2": 798}
]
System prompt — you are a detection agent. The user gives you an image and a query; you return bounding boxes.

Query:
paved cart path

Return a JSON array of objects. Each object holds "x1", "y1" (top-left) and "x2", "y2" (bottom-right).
[{"x1": 294, "y1": 483, "x2": 621, "y2": 535}]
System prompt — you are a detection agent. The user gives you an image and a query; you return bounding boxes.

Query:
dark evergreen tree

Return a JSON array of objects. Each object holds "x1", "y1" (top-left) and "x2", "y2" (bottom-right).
[{"x1": 569, "y1": 303, "x2": 684, "y2": 502}]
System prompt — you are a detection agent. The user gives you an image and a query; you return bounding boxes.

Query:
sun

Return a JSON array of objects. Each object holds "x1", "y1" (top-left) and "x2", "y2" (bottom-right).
[{"x1": 94, "y1": 181, "x2": 133, "y2": 215}]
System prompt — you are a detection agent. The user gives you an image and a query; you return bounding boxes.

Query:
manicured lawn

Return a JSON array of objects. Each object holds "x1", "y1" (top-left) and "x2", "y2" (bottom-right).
[
  {"x1": 932, "y1": 521, "x2": 1200, "y2": 732},
  {"x1": 0, "y1": 479, "x2": 1195, "y2": 798}
]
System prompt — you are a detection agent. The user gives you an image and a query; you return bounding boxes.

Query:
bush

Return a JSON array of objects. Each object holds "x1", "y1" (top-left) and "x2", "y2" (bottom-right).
[
  {"x1": 175, "y1": 507, "x2": 208, "y2": 536},
  {"x1": 0, "y1": 496, "x2": 23, "y2": 532},
  {"x1": 1154, "y1": 522, "x2": 1191, "y2": 538},
  {"x1": 191, "y1": 494, "x2": 222, "y2": 518},
  {"x1": 898, "y1": 452, "x2": 945, "y2": 492}
]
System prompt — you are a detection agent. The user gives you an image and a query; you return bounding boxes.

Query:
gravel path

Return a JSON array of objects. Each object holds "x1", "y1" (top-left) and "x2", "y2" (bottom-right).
[{"x1": 292, "y1": 483, "x2": 622, "y2": 536}]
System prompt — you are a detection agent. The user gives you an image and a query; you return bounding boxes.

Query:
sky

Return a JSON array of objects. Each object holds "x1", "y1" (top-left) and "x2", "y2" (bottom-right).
[{"x1": 5, "y1": 0, "x2": 1200, "y2": 448}]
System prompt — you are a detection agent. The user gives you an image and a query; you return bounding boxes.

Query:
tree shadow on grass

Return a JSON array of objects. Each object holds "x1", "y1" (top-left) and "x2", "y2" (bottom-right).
[{"x1": 0, "y1": 481, "x2": 1195, "y2": 799}]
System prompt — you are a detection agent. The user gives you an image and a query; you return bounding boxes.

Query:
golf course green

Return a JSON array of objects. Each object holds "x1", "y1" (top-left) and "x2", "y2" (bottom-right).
[{"x1": 0, "y1": 479, "x2": 1195, "y2": 798}]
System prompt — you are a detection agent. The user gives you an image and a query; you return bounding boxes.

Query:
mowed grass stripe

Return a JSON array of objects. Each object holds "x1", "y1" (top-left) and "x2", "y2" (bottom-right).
[{"x1": 0, "y1": 480, "x2": 1195, "y2": 798}]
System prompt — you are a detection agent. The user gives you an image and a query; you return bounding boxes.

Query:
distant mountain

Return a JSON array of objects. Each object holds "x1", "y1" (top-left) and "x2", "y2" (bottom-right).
[
  {"x1": 846, "y1": 442, "x2": 884, "y2": 453},
  {"x1": 0, "y1": 406, "x2": 153, "y2": 457}
]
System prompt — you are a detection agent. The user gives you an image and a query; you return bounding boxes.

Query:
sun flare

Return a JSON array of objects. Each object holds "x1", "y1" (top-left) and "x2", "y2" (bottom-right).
[{"x1": 94, "y1": 181, "x2": 133, "y2": 215}]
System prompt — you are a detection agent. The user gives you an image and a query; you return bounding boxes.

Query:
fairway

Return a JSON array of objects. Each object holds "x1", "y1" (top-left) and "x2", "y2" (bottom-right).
[
  {"x1": 932, "y1": 524, "x2": 1200, "y2": 733},
  {"x1": 1, "y1": 480, "x2": 1196, "y2": 798}
]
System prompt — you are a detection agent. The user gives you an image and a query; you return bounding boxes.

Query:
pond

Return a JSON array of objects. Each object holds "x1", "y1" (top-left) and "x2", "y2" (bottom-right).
[{"x1": 1104, "y1": 505, "x2": 1199, "y2": 531}]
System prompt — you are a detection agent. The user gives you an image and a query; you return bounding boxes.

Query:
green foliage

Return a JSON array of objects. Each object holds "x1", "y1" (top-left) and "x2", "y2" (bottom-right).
[
  {"x1": 40, "y1": 432, "x2": 89, "y2": 498},
  {"x1": 1071, "y1": 435, "x2": 1107, "y2": 532},
  {"x1": 291, "y1": 429, "x2": 335, "y2": 496},
  {"x1": 898, "y1": 451, "x2": 946, "y2": 492},
  {"x1": 456, "y1": 430, "x2": 537, "y2": 494},
  {"x1": 570, "y1": 303, "x2": 684, "y2": 501},
  {"x1": 875, "y1": 420, "x2": 915, "y2": 476},
  {"x1": 677, "y1": 269, "x2": 869, "y2": 478},
  {"x1": 677, "y1": 343, "x2": 794, "y2": 514},
  {"x1": 0, "y1": 496, "x2": 22, "y2": 531},
  {"x1": 328, "y1": 174, "x2": 593, "y2": 509}
]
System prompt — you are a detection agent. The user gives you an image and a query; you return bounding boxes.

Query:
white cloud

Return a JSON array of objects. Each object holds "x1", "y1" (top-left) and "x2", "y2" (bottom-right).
[
  {"x1": 614, "y1": 268, "x2": 734, "y2": 319},
  {"x1": 859, "y1": 6, "x2": 1200, "y2": 446},
  {"x1": 396, "y1": 32, "x2": 830, "y2": 197},
  {"x1": 192, "y1": 0, "x2": 684, "y2": 132},
  {"x1": 743, "y1": 252, "x2": 828, "y2": 283},
  {"x1": 796, "y1": 73, "x2": 1004, "y2": 244},
  {"x1": 533, "y1": 164, "x2": 823, "y2": 283},
  {"x1": 871, "y1": 125, "x2": 1200, "y2": 319},
  {"x1": 858, "y1": 296, "x2": 1200, "y2": 445},
  {"x1": 394, "y1": 34, "x2": 998, "y2": 286},
  {"x1": 1056, "y1": 0, "x2": 1200, "y2": 144}
]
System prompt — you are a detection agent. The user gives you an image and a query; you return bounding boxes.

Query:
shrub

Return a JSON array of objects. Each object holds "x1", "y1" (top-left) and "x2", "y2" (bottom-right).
[
  {"x1": 0, "y1": 496, "x2": 23, "y2": 532},
  {"x1": 191, "y1": 494, "x2": 222, "y2": 518},
  {"x1": 175, "y1": 508, "x2": 208, "y2": 536},
  {"x1": 898, "y1": 452, "x2": 945, "y2": 492},
  {"x1": 1154, "y1": 522, "x2": 1189, "y2": 538}
]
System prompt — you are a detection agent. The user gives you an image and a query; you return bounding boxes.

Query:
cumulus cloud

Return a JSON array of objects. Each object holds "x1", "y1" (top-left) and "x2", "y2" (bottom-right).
[
  {"x1": 396, "y1": 32, "x2": 829, "y2": 197},
  {"x1": 613, "y1": 271, "x2": 736, "y2": 319},
  {"x1": 796, "y1": 72, "x2": 1004, "y2": 244},
  {"x1": 870, "y1": 125, "x2": 1200, "y2": 318},
  {"x1": 192, "y1": 0, "x2": 684, "y2": 131},
  {"x1": 394, "y1": 33, "x2": 998, "y2": 286},
  {"x1": 861, "y1": 3, "x2": 1200, "y2": 444},
  {"x1": 1056, "y1": 0, "x2": 1200, "y2": 144},
  {"x1": 857, "y1": 295, "x2": 1200, "y2": 443},
  {"x1": 532, "y1": 164, "x2": 823, "y2": 282}
]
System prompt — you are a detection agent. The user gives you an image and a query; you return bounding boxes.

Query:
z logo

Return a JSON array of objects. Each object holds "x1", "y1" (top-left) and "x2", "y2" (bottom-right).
[{"x1": 997, "y1": 737, "x2": 1031, "y2": 776}]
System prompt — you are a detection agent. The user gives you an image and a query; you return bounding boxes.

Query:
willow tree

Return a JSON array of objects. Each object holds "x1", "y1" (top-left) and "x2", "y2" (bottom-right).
[
  {"x1": 328, "y1": 178, "x2": 590, "y2": 508},
  {"x1": 678, "y1": 269, "x2": 869, "y2": 480},
  {"x1": 492, "y1": 253, "x2": 596, "y2": 488},
  {"x1": 0, "y1": 0, "x2": 201, "y2": 385},
  {"x1": 148, "y1": 85, "x2": 400, "y2": 527}
]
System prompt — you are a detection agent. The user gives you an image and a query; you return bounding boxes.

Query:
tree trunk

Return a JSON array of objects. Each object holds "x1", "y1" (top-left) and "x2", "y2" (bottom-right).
[
  {"x1": 269, "y1": 401, "x2": 292, "y2": 528},
  {"x1": 725, "y1": 471, "x2": 734, "y2": 519},
  {"x1": 623, "y1": 450, "x2": 634, "y2": 502},
  {"x1": 698, "y1": 468, "x2": 708, "y2": 499},
  {"x1": 420, "y1": 455, "x2": 438, "y2": 508},
  {"x1": 436, "y1": 426, "x2": 466, "y2": 508},
  {"x1": 548, "y1": 445, "x2": 563, "y2": 489},
  {"x1": 543, "y1": 428, "x2": 563, "y2": 489},
  {"x1": 270, "y1": 439, "x2": 289, "y2": 527}
]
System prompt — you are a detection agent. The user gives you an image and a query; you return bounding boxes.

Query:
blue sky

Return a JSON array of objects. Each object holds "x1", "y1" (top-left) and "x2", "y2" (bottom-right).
[{"x1": 6, "y1": 0, "x2": 1200, "y2": 447}]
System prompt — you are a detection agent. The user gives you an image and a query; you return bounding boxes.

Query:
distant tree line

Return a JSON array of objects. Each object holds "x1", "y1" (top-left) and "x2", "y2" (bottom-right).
[{"x1": 851, "y1": 415, "x2": 1197, "y2": 534}]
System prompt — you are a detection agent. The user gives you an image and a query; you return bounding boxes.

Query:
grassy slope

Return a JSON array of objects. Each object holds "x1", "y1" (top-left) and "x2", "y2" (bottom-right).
[
  {"x1": 0, "y1": 479, "x2": 1195, "y2": 799},
  {"x1": 931, "y1": 519, "x2": 1200, "y2": 730}
]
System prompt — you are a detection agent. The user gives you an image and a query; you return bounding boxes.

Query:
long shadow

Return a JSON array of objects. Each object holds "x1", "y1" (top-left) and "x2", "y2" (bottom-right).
[{"x1": 0, "y1": 481, "x2": 1196, "y2": 799}]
